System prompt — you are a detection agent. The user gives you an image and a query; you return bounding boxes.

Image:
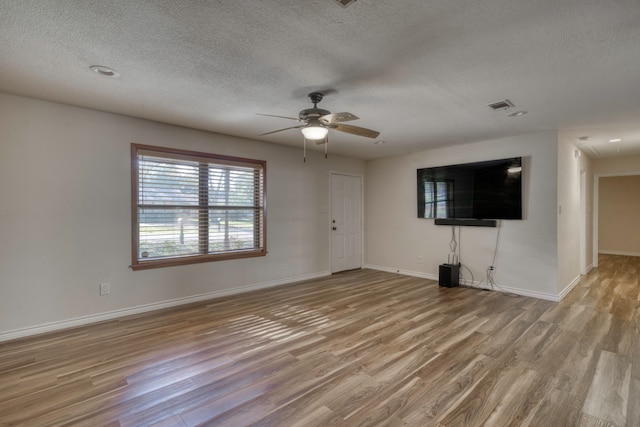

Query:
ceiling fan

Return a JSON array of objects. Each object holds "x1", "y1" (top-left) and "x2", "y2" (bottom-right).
[{"x1": 258, "y1": 92, "x2": 380, "y2": 161}]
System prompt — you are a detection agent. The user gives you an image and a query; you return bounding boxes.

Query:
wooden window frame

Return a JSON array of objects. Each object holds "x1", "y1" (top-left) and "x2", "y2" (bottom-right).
[{"x1": 131, "y1": 143, "x2": 267, "y2": 270}]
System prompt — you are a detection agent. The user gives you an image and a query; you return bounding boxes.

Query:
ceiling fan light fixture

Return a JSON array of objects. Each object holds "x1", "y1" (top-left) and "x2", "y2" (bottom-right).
[{"x1": 301, "y1": 125, "x2": 328, "y2": 140}]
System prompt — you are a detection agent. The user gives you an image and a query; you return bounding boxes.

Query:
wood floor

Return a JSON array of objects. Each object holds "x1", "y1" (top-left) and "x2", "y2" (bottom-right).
[{"x1": 1, "y1": 254, "x2": 639, "y2": 426}]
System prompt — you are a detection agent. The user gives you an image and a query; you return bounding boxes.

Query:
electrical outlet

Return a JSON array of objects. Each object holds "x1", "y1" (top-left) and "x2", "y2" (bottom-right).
[
  {"x1": 417, "y1": 256, "x2": 423, "y2": 263},
  {"x1": 99, "y1": 283, "x2": 110, "y2": 296}
]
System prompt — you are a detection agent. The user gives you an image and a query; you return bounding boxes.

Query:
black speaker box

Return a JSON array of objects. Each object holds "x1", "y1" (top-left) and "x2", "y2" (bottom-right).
[{"x1": 439, "y1": 264, "x2": 460, "y2": 288}]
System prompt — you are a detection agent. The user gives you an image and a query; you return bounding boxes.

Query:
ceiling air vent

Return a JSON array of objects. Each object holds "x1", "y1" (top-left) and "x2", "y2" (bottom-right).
[
  {"x1": 333, "y1": 0, "x2": 357, "y2": 7},
  {"x1": 487, "y1": 99, "x2": 515, "y2": 111}
]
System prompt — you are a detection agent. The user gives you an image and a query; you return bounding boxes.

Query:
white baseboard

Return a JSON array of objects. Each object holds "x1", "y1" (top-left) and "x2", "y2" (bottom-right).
[
  {"x1": 0, "y1": 271, "x2": 331, "y2": 343},
  {"x1": 364, "y1": 264, "x2": 560, "y2": 301},
  {"x1": 485, "y1": 284, "x2": 560, "y2": 301},
  {"x1": 557, "y1": 274, "x2": 581, "y2": 301},
  {"x1": 598, "y1": 250, "x2": 640, "y2": 257},
  {"x1": 363, "y1": 264, "x2": 438, "y2": 281}
]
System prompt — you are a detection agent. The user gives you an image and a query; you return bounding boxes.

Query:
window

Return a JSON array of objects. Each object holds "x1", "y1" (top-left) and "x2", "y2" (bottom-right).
[
  {"x1": 423, "y1": 180, "x2": 453, "y2": 218},
  {"x1": 131, "y1": 144, "x2": 266, "y2": 270}
]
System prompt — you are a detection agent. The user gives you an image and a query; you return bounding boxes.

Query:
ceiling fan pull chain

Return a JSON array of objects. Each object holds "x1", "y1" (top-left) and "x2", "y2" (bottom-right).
[
  {"x1": 324, "y1": 136, "x2": 328, "y2": 159},
  {"x1": 303, "y1": 137, "x2": 307, "y2": 163}
]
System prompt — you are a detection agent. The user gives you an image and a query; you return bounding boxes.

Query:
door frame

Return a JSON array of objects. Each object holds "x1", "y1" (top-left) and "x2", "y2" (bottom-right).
[
  {"x1": 329, "y1": 171, "x2": 364, "y2": 273},
  {"x1": 592, "y1": 171, "x2": 640, "y2": 268}
]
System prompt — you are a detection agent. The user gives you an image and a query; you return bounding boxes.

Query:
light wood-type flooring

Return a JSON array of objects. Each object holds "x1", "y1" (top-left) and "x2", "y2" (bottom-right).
[{"x1": 1, "y1": 254, "x2": 639, "y2": 426}]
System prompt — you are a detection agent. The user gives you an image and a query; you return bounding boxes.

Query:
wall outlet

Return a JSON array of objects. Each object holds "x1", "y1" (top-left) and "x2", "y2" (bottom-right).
[
  {"x1": 417, "y1": 256, "x2": 423, "y2": 263},
  {"x1": 99, "y1": 283, "x2": 111, "y2": 296}
]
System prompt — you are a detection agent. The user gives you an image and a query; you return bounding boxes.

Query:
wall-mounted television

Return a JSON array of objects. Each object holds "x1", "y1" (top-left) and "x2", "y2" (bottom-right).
[{"x1": 417, "y1": 157, "x2": 523, "y2": 221}]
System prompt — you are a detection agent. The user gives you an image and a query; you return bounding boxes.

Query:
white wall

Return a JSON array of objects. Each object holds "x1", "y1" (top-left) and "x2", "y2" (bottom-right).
[
  {"x1": 556, "y1": 133, "x2": 583, "y2": 295},
  {"x1": 582, "y1": 153, "x2": 594, "y2": 272},
  {"x1": 0, "y1": 93, "x2": 365, "y2": 338},
  {"x1": 365, "y1": 131, "x2": 560, "y2": 299},
  {"x1": 593, "y1": 154, "x2": 640, "y2": 175}
]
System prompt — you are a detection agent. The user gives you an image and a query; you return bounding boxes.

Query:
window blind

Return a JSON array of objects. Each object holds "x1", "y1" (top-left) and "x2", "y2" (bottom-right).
[{"x1": 132, "y1": 144, "x2": 266, "y2": 270}]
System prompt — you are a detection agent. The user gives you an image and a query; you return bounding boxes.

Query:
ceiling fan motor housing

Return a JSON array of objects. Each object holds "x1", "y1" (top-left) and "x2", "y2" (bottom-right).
[
  {"x1": 300, "y1": 92, "x2": 330, "y2": 120},
  {"x1": 299, "y1": 108, "x2": 331, "y2": 121}
]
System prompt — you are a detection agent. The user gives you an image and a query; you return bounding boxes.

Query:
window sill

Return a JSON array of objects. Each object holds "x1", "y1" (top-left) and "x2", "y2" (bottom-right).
[{"x1": 131, "y1": 249, "x2": 267, "y2": 270}]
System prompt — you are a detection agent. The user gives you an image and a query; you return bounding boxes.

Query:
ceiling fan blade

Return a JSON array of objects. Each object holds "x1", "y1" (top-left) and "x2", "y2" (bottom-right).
[
  {"x1": 331, "y1": 123, "x2": 380, "y2": 139},
  {"x1": 256, "y1": 113, "x2": 299, "y2": 121},
  {"x1": 320, "y1": 112, "x2": 359, "y2": 124},
  {"x1": 259, "y1": 125, "x2": 305, "y2": 136}
]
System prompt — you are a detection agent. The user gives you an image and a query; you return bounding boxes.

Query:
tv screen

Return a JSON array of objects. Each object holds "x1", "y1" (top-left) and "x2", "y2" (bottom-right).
[{"x1": 417, "y1": 157, "x2": 522, "y2": 220}]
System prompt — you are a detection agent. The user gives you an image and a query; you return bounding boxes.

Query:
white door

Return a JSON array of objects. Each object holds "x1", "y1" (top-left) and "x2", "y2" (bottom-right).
[{"x1": 331, "y1": 173, "x2": 362, "y2": 273}]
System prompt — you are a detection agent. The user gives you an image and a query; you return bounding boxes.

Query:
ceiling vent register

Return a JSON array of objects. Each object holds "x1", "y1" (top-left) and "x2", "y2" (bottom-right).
[
  {"x1": 487, "y1": 99, "x2": 515, "y2": 111},
  {"x1": 333, "y1": 0, "x2": 357, "y2": 7}
]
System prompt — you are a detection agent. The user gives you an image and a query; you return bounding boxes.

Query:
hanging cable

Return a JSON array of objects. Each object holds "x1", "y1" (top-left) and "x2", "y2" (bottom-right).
[
  {"x1": 460, "y1": 263, "x2": 475, "y2": 287},
  {"x1": 457, "y1": 225, "x2": 473, "y2": 286},
  {"x1": 324, "y1": 136, "x2": 328, "y2": 159},
  {"x1": 448, "y1": 226, "x2": 458, "y2": 264},
  {"x1": 449, "y1": 226, "x2": 458, "y2": 253},
  {"x1": 481, "y1": 220, "x2": 518, "y2": 295},
  {"x1": 457, "y1": 225, "x2": 462, "y2": 264},
  {"x1": 455, "y1": 221, "x2": 518, "y2": 296},
  {"x1": 491, "y1": 219, "x2": 502, "y2": 268},
  {"x1": 481, "y1": 220, "x2": 502, "y2": 291}
]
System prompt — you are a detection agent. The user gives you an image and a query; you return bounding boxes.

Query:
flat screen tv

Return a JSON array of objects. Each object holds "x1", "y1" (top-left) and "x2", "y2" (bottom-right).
[{"x1": 417, "y1": 157, "x2": 522, "y2": 220}]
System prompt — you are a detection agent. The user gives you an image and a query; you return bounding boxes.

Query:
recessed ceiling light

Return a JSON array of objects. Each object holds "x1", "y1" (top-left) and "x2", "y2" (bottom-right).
[
  {"x1": 373, "y1": 140, "x2": 386, "y2": 145},
  {"x1": 89, "y1": 65, "x2": 120, "y2": 78},
  {"x1": 507, "y1": 110, "x2": 527, "y2": 117},
  {"x1": 608, "y1": 138, "x2": 622, "y2": 143}
]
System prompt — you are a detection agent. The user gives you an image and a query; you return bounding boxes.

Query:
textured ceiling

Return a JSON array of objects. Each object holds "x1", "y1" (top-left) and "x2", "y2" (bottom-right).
[{"x1": 1, "y1": 0, "x2": 639, "y2": 160}]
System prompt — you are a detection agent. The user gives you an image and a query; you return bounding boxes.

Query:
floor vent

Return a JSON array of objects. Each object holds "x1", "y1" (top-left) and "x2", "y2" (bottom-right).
[{"x1": 487, "y1": 99, "x2": 515, "y2": 110}]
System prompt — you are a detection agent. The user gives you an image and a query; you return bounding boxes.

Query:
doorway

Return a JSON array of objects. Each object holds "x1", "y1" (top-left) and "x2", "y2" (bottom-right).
[{"x1": 593, "y1": 172, "x2": 640, "y2": 267}]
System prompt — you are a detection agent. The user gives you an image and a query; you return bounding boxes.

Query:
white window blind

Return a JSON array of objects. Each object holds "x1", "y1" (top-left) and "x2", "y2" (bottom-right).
[{"x1": 131, "y1": 144, "x2": 266, "y2": 270}]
